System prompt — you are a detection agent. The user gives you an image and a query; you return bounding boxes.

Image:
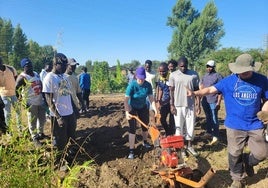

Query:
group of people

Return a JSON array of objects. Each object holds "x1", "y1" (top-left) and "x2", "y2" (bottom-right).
[
  {"x1": 0, "y1": 53, "x2": 91, "y2": 160},
  {"x1": 124, "y1": 54, "x2": 268, "y2": 188}
]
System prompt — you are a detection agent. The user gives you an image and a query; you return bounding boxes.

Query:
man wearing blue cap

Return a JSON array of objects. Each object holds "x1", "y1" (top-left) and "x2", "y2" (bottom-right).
[{"x1": 16, "y1": 58, "x2": 47, "y2": 147}]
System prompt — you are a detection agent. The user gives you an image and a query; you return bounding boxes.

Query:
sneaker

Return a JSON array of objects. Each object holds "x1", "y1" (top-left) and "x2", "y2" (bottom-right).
[
  {"x1": 243, "y1": 154, "x2": 254, "y2": 177},
  {"x1": 79, "y1": 109, "x2": 86, "y2": 114},
  {"x1": 143, "y1": 141, "x2": 152, "y2": 149},
  {"x1": 201, "y1": 132, "x2": 212, "y2": 139},
  {"x1": 38, "y1": 133, "x2": 50, "y2": 140},
  {"x1": 128, "y1": 151, "x2": 134, "y2": 159},
  {"x1": 187, "y1": 147, "x2": 199, "y2": 157},
  {"x1": 33, "y1": 138, "x2": 42, "y2": 148},
  {"x1": 229, "y1": 180, "x2": 246, "y2": 188},
  {"x1": 209, "y1": 137, "x2": 218, "y2": 145}
]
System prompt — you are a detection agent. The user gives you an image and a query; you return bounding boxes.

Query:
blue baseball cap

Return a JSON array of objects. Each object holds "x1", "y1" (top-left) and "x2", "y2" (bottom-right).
[{"x1": 20, "y1": 58, "x2": 31, "y2": 68}]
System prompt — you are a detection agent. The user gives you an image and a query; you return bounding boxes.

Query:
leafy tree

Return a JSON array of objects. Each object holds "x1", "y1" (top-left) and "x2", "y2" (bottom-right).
[
  {"x1": 0, "y1": 18, "x2": 13, "y2": 63},
  {"x1": 245, "y1": 48, "x2": 268, "y2": 76},
  {"x1": 10, "y1": 24, "x2": 29, "y2": 69},
  {"x1": 28, "y1": 40, "x2": 44, "y2": 72},
  {"x1": 167, "y1": 0, "x2": 224, "y2": 69},
  {"x1": 91, "y1": 61, "x2": 111, "y2": 94},
  {"x1": 110, "y1": 60, "x2": 127, "y2": 92},
  {"x1": 85, "y1": 60, "x2": 93, "y2": 72},
  {"x1": 40, "y1": 45, "x2": 55, "y2": 67},
  {"x1": 204, "y1": 47, "x2": 242, "y2": 77}
]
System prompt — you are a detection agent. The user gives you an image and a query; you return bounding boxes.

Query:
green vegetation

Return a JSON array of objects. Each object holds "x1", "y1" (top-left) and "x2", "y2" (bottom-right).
[{"x1": 0, "y1": 97, "x2": 93, "y2": 188}]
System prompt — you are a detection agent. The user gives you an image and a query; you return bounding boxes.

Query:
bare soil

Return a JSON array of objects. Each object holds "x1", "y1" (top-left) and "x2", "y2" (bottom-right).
[{"x1": 60, "y1": 94, "x2": 268, "y2": 188}]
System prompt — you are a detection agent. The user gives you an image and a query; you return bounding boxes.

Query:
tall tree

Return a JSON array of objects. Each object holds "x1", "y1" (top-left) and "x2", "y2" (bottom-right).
[
  {"x1": 167, "y1": 0, "x2": 224, "y2": 69},
  {"x1": 0, "y1": 18, "x2": 13, "y2": 63},
  {"x1": 40, "y1": 45, "x2": 54, "y2": 65},
  {"x1": 28, "y1": 40, "x2": 43, "y2": 71},
  {"x1": 11, "y1": 24, "x2": 29, "y2": 68}
]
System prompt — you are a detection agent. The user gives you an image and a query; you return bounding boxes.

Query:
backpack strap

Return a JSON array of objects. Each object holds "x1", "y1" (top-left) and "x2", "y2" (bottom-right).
[{"x1": 6, "y1": 65, "x2": 15, "y2": 76}]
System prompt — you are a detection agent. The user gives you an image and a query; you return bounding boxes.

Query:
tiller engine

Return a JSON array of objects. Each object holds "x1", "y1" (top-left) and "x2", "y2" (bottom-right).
[{"x1": 152, "y1": 135, "x2": 215, "y2": 188}]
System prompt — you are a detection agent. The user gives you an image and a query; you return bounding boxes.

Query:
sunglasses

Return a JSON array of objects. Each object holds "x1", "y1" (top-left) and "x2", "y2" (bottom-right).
[{"x1": 206, "y1": 65, "x2": 214, "y2": 68}]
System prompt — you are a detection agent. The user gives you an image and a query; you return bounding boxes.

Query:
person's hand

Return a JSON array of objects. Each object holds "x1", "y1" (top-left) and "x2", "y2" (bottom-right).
[
  {"x1": 257, "y1": 111, "x2": 268, "y2": 124},
  {"x1": 215, "y1": 103, "x2": 221, "y2": 111},
  {"x1": 170, "y1": 104, "x2": 177, "y2": 115},
  {"x1": 125, "y1": 111, "x2": 132, "y2": 120},
  {"x1": 57, "y1": 117, "x2": 64, "y2": 127},
  {"x1": 185, "y1": 86, "x2": 194, "y2": 97},
  {"x1": 156, "y1": 101, "x2": 161, "y2": 111},
  {"x1": 195, "y1": 105, "x2": 201, "y2": 116}
]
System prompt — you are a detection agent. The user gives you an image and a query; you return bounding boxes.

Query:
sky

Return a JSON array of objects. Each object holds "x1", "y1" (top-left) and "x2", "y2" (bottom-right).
[{"x1": 1, "y1": 0, "x2": 268, "y2": 66}]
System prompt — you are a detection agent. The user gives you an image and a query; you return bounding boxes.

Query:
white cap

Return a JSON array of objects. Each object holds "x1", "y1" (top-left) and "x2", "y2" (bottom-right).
[{"x1": 206, "y1": 60, "x2": 215, "y2": 67}]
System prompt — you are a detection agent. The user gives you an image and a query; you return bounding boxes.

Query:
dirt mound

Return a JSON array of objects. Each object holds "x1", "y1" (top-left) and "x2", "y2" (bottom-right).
[{"x1": 62, "y1": 94, "x2": 268, "y2": 188}]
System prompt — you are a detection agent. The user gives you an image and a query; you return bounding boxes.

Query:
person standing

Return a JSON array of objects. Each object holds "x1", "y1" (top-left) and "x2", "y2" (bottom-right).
[
  {"x1": 124, "y1": 66, "x2": 158, "y2": 159},
  {"x1": 0, "y1": 96, "x2": 6, "y2": 134},
  {"x1": 144, "y1": 60, "x2": 156, "y2": 96},
  {"x1": 169, "y1": 56, "x2": 200, "y2": 156},
  {"x1": 65, "y1": 58, "x2": 82, "y2": 118},
  {"x1": 39, "y1": 61, "x2": 53, "y2": 82},
  {"x1": 126, "y1": 68, "x2": 135, "y2": 84},
  {"x1": 144, "y1": 59, "x2": 156, "y2": 113},
  {"x1": 78, "y1": 66, "x2": 91, "y2": 113},
  {"x1": 42, "y1": 53, "x2": 76, "y2": 152},
  {"x1": 199, "y1": 60, "x2": 223, "y2": 145},
  {"x1": 40, "y1": 61, "x2": 53, "y2": 119},
  {"x1": 16, "y1": 58, "x2": 47, "y2": 147},
  {"x1": 155, "y1": 62, "x2": 175, "y2": 136},
  {"x1": 189, "y1": 54, "x2": 268, "y2": 188},
  {"x1": 168, "y1": 59, "x2": 177, "y2": 73},
  {"x1": 0, "y1": 56, "x2": 20, "y2": 129}
]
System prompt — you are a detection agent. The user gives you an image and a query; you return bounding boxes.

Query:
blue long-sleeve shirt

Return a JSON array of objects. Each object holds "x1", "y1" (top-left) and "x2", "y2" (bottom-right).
[{"x1": 79, "y1": 73, "x2": 91, "y2": 90}]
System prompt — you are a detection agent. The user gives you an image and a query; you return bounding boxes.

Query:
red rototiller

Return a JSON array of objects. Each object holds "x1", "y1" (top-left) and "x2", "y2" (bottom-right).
[{"x1": 131, "y1": 115, "x2": 215, "y2": 188}]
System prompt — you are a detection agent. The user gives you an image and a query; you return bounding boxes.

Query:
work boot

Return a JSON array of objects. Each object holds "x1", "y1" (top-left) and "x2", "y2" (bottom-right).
[
  {"x1": 243, "y1": 154, "x2": 254, "y2": 177},
  {"x1": 187, "y1": 147, "x2": 199, "y2": 157},
  {"x1": 143, "y1": 141, "x2": 152, "y2": 149},
  {"x1": 33, "y1": 137, "x2": 42, "y2": 148},
  {"x1": 37, "y1": 133, "x2": 50, "y2": 140},
  {"x1": 229, "y1": 180, "x2": 246, "y2": 188}
]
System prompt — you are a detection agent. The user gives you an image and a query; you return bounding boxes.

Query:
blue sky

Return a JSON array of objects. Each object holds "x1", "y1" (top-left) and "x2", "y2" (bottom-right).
[{"x1": 1, "y1": 0, "x2": 267, "y2": 66}]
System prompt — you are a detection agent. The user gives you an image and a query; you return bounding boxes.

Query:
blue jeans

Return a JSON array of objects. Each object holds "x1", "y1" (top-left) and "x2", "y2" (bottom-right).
[
  {"x1": 201, "y1": 98, "x2": 219, "y2": 137},
  {"x1": 2, "y1": 95, "x2": 20, "y2": 128}
]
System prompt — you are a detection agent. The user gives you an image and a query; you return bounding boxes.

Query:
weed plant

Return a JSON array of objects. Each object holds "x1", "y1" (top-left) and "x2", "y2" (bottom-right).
[{"x1": 0, "y1": 92, "x2": 94, "y2": 188}]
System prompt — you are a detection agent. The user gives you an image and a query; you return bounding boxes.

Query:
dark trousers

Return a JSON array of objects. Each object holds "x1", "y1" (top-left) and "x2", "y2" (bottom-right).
[
  {"x1": 0, "y1": 107, "x2": 7, "y2": 133},
  {"x1": 51, "y1": 113, "x2": 77, "y2": 151},
  {"x1": 82, "y1": 89, "x2": 90, "y2": 109},
  {"x1": 128, "y1": 106, "x2": 149, "y2": 134},
  {"x1": 160, "y1": 103, "x2": 175, "y2": 135},
  {"x1": 0, "y1": 97, "x2": 6, "y2": 133}
]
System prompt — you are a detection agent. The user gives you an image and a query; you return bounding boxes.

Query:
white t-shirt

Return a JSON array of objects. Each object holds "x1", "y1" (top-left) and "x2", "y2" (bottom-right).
[
  {"x1": 145, "y1": 70, "x2": 156, "y2": 95},
  {"x1": 42, "y1": 72, "x2": 73, "y2": 116}
]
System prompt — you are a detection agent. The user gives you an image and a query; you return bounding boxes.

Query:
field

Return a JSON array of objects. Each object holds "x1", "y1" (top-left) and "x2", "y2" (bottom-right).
[{"x1": 53, "y1": 94, "x2": 268, "y2": 187}]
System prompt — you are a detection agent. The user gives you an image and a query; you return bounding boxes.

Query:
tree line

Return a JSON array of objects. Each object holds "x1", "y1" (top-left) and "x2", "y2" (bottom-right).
[{"x1": 1, "y1": 0, "x2": 268, "y2": 94}]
